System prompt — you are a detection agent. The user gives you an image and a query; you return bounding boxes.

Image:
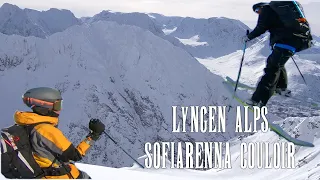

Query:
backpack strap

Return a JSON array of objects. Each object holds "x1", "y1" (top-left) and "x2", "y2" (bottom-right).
[
  {"x1": 23, "y1": 122, "x2": 73, "y2": 178},
  {"x1": 293, "y1": 1, "x2": 305, "y2": 18},
  {"x1": 0, "y1": 137, "x2": 7, "y2": 153},
  {"x1": 23, "y1": 122, "x2": 54, "y2": 140},
  {"x1": 2, "y1": 131, "x2": 18, "y2": 150}
]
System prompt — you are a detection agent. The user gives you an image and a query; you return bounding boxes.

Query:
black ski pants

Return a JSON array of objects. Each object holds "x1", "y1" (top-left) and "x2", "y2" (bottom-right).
[{"x1": 251, "y1": 46, "x2": 294, "y2": 105}]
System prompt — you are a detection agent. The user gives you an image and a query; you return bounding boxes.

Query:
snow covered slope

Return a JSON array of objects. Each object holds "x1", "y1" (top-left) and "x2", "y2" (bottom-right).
[
  {"x1": 0, "y1": 3, "x2": 80, "y2": 38},
  {"x1": 0, "y1": 20, "x2": 259, "y2": 167},
  {"x1": 207, "y1": 116, "x2": 320, "y2": 180},
  {"x1": 297, "y1": 36, "x2": 320, "y2": 62}
]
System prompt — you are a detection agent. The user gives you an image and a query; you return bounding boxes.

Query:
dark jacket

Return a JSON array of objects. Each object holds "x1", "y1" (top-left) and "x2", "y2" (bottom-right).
[{"x1": 248, "y1": 5, "x2": 301, "y2": 48}]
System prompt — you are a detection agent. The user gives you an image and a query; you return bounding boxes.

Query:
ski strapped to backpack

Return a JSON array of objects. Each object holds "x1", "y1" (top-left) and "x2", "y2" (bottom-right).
[
  {"x1": 269, "y1": 1, "x2": 313, "y2": 52},
  {"x1": 1, "y1": 123, "x2": 72, "y2": 178}
]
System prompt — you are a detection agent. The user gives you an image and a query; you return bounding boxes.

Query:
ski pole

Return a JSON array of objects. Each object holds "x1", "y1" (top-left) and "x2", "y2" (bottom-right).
[
  {"x1": 233, "y1": 29, "x2": 250, "y2": 97},
  {"x1": 291, "y1": 56, "x2": 307, "y2": 85},
  {"x1": 227, "y1": 30, "x2": 249, "y2": 112},
  {"x1": 103, "y1": 131, "x2": 145, "y2": 169}
]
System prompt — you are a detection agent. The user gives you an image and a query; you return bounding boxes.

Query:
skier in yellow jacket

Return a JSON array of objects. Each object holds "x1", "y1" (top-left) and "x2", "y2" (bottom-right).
[{"x1": 15, "y1": 87, "x2": 105, "y2": 179}]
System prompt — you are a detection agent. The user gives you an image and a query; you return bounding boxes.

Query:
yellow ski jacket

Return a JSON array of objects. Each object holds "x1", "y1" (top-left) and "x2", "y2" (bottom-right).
[{"x1": 14, "y1": 111, "x2": 92, "y2": 179}]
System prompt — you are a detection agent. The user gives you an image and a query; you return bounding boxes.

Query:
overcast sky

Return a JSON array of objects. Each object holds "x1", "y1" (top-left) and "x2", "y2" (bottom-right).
[{"x1": 1, "y1": 0, "x2": 320, "y2": 33}]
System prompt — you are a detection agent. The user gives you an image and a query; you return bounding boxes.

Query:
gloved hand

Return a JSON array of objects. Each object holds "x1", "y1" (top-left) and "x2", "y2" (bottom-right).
[
  {"x1": 88, "y1": 118, "x2": 105, "y2": 141},
  {"x1": 241, "y1": 35, "x2": 250, "y2": 43}
]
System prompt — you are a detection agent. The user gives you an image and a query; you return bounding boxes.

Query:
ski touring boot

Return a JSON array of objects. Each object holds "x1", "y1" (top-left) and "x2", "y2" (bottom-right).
[
  {"x1": 275, "y1": 88, "x2": 292, "y2": 97},
  {"x1": 245, "y1": 99, "x2": 265, "y2": 108}
]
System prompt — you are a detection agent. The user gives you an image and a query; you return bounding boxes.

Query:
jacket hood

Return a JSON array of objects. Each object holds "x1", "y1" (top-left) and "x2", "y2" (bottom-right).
[{"x1": 14, "y1": 111, "x2": 59, "y2": 126}]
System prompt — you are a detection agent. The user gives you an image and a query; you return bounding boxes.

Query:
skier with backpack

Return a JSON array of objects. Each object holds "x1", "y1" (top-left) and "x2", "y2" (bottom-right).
[
  {"x1": 241, "y1": 1, "x2": 313, "y2": 107},
  {"x1": 1, "y1": 87, "x2": 105, "y2": 179}
]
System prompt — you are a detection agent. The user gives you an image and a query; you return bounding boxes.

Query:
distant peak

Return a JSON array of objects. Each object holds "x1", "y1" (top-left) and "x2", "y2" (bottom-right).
[
  {"x1": 47, "y1": 8, "x2": 72, "y2": 13},
  {"x1": 99, "y1": 10, "x2": 114, "y2": 14},
  {"x1": 1, "y1": 3, "x2": 20, "y2": 10},
  {"x1": 48, "y1": 8, "x2": 62, "y2": 11}
]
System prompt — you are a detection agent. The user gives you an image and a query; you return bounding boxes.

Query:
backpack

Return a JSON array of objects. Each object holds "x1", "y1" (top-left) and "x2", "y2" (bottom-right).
[
  {"x1": 269, "y1": 1, "x2": 313, "y2": 52},
  {"x1": 1, "y1": 124, "x2": 45, "y2": 179}
]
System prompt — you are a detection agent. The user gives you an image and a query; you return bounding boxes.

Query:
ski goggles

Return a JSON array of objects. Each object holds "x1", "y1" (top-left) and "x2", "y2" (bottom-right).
[
  {"x1": 254, "y1": 7, "x2": 260, "y2": 13},
  {"x1": 22, "y1": 97, "x2": 63, "y2": 111}
]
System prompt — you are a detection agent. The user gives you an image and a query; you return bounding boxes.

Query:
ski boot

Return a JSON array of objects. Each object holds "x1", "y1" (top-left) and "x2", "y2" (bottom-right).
[
  {"x1": 275, "y1": 88, "x2": 292, "y2": 97},
  {"x1": 245, "y1": 99, "x2": 265, "y2": 108}
]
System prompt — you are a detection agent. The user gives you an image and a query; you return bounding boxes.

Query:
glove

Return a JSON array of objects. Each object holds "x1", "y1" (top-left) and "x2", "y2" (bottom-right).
[
  {"x1": 88, "y1": 118, "x2": 105, "y2": 141},
  {"x1": 241, "y1": 35, "x2": 250, "y2": 43}
]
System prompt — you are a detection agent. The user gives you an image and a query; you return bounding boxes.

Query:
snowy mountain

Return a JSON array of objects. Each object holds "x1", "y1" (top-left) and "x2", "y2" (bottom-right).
[
  {"x1": 0, "y1": 3, "x2": 80, "y2": 38},
  {"x1": 24, "y1": 8, "x2": 80, "y2": 35},
  {"x1": 151, "y1": 15, "x2": 251, "y2": 58},
  {"x1": 85, "y1": 10, "x2": 164, "y2": 37},
  {"x1": 148, "y1": 13, "x2": 184, "y2": 30},
  {"x1": 0, "y1": 3, "x2": 184, "y2": 48},
  {"x1": 83, "y1": 10, "x2": 185, "y2": 49},
  {"x1": 297, "y1": 37, "x2": 320, "y2": 62},
  {"x1": 0, "y1": 20, "x2": 259, "y2": 167}
]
